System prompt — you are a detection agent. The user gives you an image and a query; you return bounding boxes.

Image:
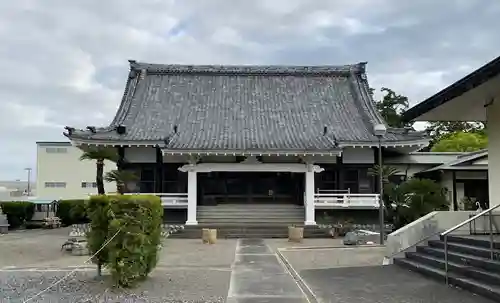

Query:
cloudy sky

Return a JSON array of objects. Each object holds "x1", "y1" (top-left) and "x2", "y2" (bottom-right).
[{"x1": 0, "y1": 0, "x2": 499, "y2": 181}]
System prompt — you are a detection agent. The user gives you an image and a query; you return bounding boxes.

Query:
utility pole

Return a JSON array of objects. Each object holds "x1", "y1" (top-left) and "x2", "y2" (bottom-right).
[
  {"x1": 373, "y1": 124, "x2": 387, "y2": 245},
  {"x1": 24, "y1": 168, "x2": 32, "y2": 196}
]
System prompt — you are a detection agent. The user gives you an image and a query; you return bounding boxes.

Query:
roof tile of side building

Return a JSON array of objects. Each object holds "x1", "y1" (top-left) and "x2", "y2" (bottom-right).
[{"x1": 64, "y1": 60, "x2": 428, "y2": 151}]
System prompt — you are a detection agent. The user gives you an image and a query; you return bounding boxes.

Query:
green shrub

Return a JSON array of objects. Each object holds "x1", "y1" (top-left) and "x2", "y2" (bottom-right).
[
  {"x1": 0, "y1": 201, "x2": 35, "y2": 229},
  {"x1": 56, "y1": 199, "x2": 89, "y2": 226},
  {"x1": 86, "y1": 195, "x2": 112, "y2": 277},
  {"x1": 384, "y1": 178, "x2": 449, "y2": 229},
  {"x1": 86, "y1": 194, "x2": 163, "y2": 287}
]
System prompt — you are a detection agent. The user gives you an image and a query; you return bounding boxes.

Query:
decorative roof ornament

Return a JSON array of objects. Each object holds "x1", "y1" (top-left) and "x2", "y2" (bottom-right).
[
  {"x1": 373, "y1": 124, "x2": 387, "y2": 138},
  {"x1": 241, "y1": 156, "x2": 262, "y2": 164},
  {"x1": 140, "y1": 68, "x2": 147, "y2": 80}
]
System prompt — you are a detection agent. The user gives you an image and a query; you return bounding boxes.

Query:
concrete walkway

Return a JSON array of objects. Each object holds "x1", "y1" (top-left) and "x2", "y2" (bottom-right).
[
  {"x1": 226, "y1": 239, "x2": 307, "y2": 303},
  {"x1": 298, "y1": 265, "x2": 495, "y2": 303}
]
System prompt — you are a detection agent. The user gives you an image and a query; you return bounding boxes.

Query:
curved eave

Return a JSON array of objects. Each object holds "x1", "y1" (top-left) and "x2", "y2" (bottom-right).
[{"x1": 65, "y1": 136, "x2": 165, "y2": 147}]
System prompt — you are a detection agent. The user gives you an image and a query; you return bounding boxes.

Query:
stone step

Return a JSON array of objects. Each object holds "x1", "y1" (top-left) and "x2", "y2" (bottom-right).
[
  {"x1": 416, "y1": 246, "x2": 500, "y2": 273},
  {"x1": 198, "y1": 214, "x2": 304, "y2": 219},
  {"x1": 395, "y1": 234, "x2": 500, "y2": 301},
  {"x1": 428, "y1": 240, "x2": 500, "y2": 261},
  {"x1": 197, "y1": 219, "x2": 304, "y2": 224},
  {"x1": 395, "y1": 257, "x2": 500, "y2": 302},
  {"x1": 197, "y1": 213, "x2": 304, "y2": 218},
  {"x1": 198, "y1": 204, "x2": 303, "y2": 208},
  {"x1": 441, "y1": 235, "x2": 500, "y2": 250},
  {"x1": 405, "y1": 251, "x2": 500, "y2": 285},
  {"x1": 198, "y1": 210, "x2": 304, "y2": 214},
  {"x1": 198, "y1": 209, "x2": 304, "y2": 213}
]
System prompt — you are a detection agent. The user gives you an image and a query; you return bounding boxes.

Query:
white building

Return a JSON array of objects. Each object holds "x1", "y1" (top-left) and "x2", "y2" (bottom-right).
[
  {"x1": 403, "y1": 55, "x2": 500, "y2": 209},
  {"x1": 386, "y1": 150, "x2": 489, "y2": 210},
  {"x1": 36, "y1": 141, "x2": 116, "y2": 200}
]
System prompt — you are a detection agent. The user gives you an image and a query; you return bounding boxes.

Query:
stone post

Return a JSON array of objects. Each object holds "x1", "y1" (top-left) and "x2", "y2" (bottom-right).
[{"x1": 0, "y1": 206, "x2": 10, "y2": 234}]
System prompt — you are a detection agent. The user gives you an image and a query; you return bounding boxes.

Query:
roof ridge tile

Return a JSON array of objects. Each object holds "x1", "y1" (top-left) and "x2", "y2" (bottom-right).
[{"x1": 128, "y1": 61, "x2": 366, "y2": 76}]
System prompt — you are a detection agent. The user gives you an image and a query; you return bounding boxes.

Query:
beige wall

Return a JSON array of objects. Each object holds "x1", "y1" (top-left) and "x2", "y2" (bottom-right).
[
  {"x1": 488, "y1": 100, "x2": 500, "y2": 207},
  {"x1": 36, "y1": 143, "x2": 116, "y2": 199},
  {"x1": 342, "y1": 147, "x2": 374, "y2": 164}
]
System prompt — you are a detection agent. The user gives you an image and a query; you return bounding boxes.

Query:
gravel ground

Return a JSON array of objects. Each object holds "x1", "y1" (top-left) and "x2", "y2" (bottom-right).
[
  {"x1": 281, "y1": 246, "x2": 386, "y2": 271},
  {"x1": 0, "y1": 230, "x2": 238, "y2": 302},
  {"x1": 0, "y1": 228, "x2": 77, "y2": 268},
  {"x1": 0, "y1": 268, "x2": 231, "y2": 302},
  {"x1": 0, "y1": 230, "x2": 238, "y2": 270}
]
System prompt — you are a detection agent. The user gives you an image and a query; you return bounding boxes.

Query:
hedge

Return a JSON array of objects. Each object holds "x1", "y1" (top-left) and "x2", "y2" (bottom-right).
[
  {"x1": 0, "y1": 201, "x2": 35, "y2": 229},
  {"x1": 86, "y1": 194, "x2": 163, "y2": 287},
  {"x1": 56, "y1": 199, "x2": 89, "y2": 226}
]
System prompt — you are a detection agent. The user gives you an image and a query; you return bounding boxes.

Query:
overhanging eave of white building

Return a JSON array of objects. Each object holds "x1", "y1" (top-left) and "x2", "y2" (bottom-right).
[{"x1": 403, "y1": 55, "x2": 500, "y2": 122}]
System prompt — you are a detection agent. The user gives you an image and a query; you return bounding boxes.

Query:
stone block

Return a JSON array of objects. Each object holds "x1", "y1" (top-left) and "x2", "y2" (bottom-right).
[{"x1": 71, "y1": 241, "x2": 89, "y2": 256}]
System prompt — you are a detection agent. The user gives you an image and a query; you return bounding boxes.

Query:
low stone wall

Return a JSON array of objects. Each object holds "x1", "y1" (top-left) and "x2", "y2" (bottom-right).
[{"x1": 68, "y1": 223, "x2": 185, "y2": 238}]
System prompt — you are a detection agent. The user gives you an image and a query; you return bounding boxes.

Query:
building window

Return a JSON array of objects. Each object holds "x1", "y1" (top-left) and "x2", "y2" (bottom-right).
[
  {"x1": 46, "y1": 147, "x2": 68, "y2": 153},
  {"x1": 44, "y1": 182, "x2": 66, "y2": 188},
  {"x1": 81, "y1": 182, "x2": 97, "y2": 188}
]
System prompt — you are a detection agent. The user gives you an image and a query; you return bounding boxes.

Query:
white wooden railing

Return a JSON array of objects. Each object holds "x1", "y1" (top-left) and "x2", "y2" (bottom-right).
[
  {"x1": 124, "y1": 193, "x2": 188, "y2": 208},
  {"x1": 314, "y1": 193, "x2": 380, "y2": 209}
]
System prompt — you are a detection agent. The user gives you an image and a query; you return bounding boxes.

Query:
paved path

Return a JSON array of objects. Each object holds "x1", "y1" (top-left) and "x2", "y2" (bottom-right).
[
  {"x1": 298, "y1": 265, "x2": 495, "y2": 303},
  {"x1": 226, "y1": 239, "x2": 307, "y2": 303}
]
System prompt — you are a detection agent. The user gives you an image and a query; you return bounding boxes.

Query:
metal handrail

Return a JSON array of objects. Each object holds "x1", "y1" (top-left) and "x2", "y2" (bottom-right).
[
  {"x1": 441, "y1": 203, "x2": 500, "y2": 236},
  {"x1": 442, "y1": 203, "x2": 500, "y2": 285}
]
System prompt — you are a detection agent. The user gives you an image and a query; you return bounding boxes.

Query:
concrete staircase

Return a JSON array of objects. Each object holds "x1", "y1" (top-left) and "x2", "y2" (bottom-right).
[
  {"x1": 394, "y1": 235, "x2": 500, "y2": 301},
  {"x1": 169, "y1": 204, "x2": 327, "y2": 238}
]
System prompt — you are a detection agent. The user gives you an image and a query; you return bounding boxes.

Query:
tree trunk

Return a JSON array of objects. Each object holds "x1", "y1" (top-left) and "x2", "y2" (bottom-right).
[
  {"x1": 117, "y1": 183, "x2": 124, "y2": 195},
  {"x1": 97, "y1": 261, "x2": 102, "y2": 276},
  {"x1": 96, "y1": 160, "x2": 105, "y2": 195}
]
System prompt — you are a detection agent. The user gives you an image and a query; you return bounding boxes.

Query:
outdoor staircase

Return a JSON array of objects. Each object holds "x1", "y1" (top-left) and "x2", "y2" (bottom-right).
[
  {"x1": 394, "y1": 235, "x2": 500, "y2": 301},
  {"x1": 169, "y1": 204, "x2": 327, "y2": 238}
]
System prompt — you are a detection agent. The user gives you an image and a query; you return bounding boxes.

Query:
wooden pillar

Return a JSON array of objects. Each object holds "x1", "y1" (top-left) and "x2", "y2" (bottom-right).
[
  {"x1": 116, "y1": 146, "x2": 125, "y2": 170},
  {"x1": 452, "y1": 171, "x2": 458, "y2": 211},
  {"x1": 155, "y1": 147, "x2": 163, "y2": 193},
  {"x1": 186, "y1": 168, "x2": 198, "y2": 225},
  {"x1": 304, "y1": 163, "x2": 316, "y2": 225},
  {"x1": 337, "y1": 155, "x2": 344, "y2": 190},
  {"x1": 373, "y1": 147, "x2": 380, "y2": 193}
]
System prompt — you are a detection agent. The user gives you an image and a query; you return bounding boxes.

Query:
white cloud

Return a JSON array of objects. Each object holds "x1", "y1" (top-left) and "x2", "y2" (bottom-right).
[{"x1": 0, "y1": 0, "x2": 499, "y2": 180}]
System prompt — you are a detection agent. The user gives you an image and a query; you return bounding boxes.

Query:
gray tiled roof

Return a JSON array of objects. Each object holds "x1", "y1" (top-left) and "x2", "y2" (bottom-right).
[
  {"x1": 65, "y1": 61, "x2": 428, "y2": 151},
  {"x1": 419, "y1": 149, "x2": 488, "y2": 173}
]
